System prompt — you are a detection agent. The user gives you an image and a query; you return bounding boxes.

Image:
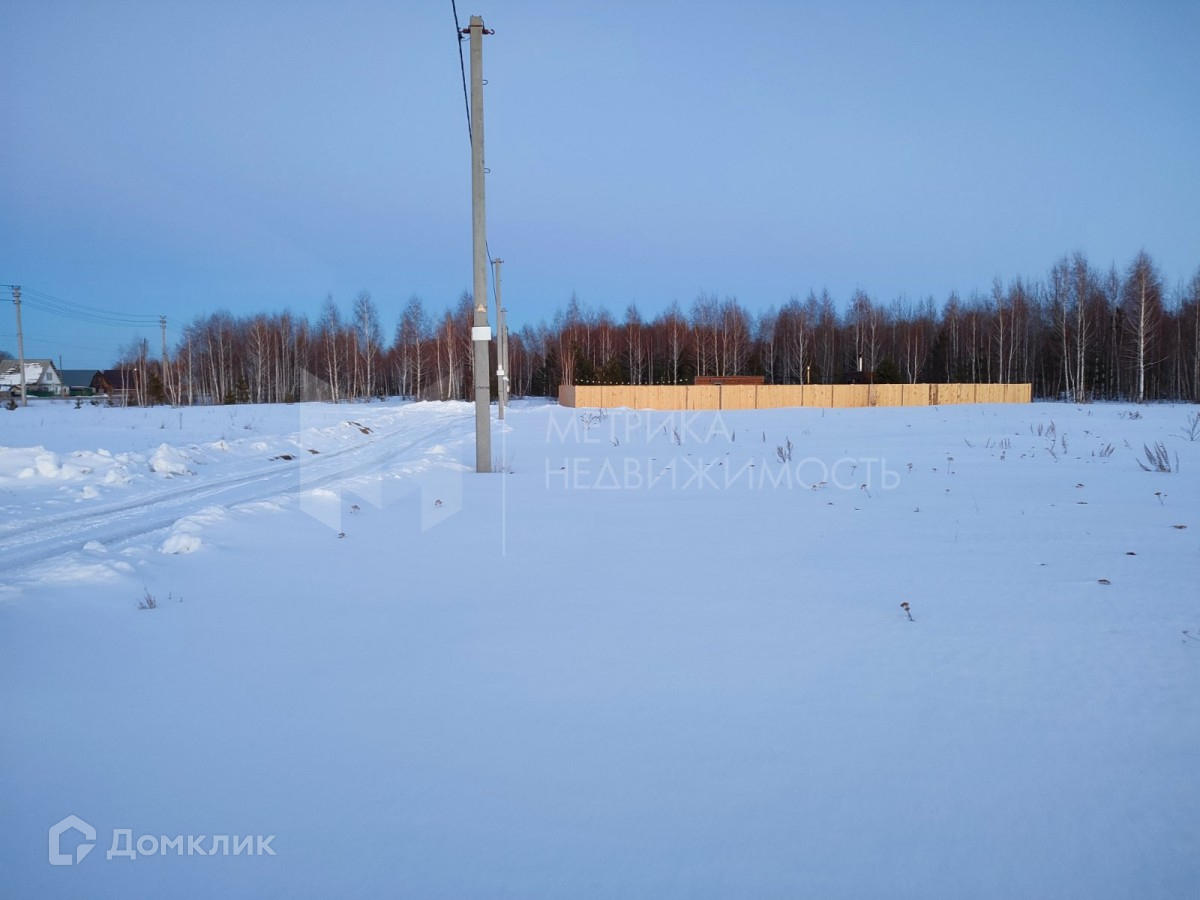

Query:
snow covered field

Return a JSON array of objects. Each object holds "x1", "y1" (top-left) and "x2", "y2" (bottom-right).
[{"x1": 2, "y1": 397, "x2": 1198, "y2": 898}]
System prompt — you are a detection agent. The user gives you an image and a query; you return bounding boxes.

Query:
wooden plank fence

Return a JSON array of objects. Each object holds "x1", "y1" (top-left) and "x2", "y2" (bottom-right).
[{"x1": 558, "y1": 383, "x2": 1032, "y2": 409}]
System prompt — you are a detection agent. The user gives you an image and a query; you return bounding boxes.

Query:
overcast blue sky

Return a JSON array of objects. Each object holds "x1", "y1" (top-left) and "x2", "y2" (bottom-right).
[{"x1": 2, "y1": 0, "x2": 1198, "y2": 367}]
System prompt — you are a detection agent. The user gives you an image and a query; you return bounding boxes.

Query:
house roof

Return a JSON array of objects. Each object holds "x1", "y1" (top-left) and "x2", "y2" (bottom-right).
[
  {"x1": 97, "y1": 369, "x2": 133, "y2": 390},
  {"x1": 0, "y1": 358, "x2": 62, "y2": 387},
  {"x1": 59, "y1": 369, "x2": 101, "y2": 388}
]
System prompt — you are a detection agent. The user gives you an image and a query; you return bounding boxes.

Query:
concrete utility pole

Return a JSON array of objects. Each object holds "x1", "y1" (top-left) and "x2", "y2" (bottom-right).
[
  {"x1": 493, "y1": 257, "x2": 507, "y2": 420},
  {"x1": 13, "y1": 286, "x2": 27, "y2": 407},
  {"x1": 141, "y1": 337, "x2": 150, "y2": 408},
  {"x1": 500, "y1": 303, "x2": 510, "y2": 415},
  {"x1": 501, "y1": 303, "x2": 511, "y2": 412},
  {"x1": 465, "y1": 14, "x2": 494, "y2": 472},
  {"x1": 160, "y1": 315, "x2": 168, "y2": 403}
]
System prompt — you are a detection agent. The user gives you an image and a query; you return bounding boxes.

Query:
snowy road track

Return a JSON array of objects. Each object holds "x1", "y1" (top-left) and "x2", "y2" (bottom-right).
[{"x1": 0, "y1": 405, "x2": 472, "y2": 573}]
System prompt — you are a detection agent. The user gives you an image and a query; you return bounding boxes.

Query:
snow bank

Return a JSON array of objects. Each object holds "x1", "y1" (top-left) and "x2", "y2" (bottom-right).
[
  {"x1": 159, "y1": 506, "x2": 227, "y2": 554},
  {"x1": 149, "y1": 443, "x2": 194, "y2": 476},
  {"x1": 30, "y1": 559, "x2": 134, "y2": 585},
  {"x1": 32, "y1": 450, "x2": 62, "y2": 478},
  {"x1": 0, "y1": 447, "x2": 64, "y2": 480},
  {"x1": 160, "y1": 532, "x2": 202, "y2": 554}
]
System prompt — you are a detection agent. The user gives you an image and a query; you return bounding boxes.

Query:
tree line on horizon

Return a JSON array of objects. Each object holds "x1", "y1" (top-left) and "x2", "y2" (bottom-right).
[{"x1": 113, "y1": 250, "x2": 1200, "y2": 406}]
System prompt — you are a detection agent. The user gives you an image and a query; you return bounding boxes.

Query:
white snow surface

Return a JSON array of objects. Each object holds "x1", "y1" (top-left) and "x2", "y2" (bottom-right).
[{"x1": 1, "y1": 397, "x2": 1198, "y2": 898}]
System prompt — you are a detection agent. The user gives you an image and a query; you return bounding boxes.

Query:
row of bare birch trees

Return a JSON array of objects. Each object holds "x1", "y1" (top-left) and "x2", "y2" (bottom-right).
[{"x1": 116, "y1": 251, "x2": 1200, "y2": 405}]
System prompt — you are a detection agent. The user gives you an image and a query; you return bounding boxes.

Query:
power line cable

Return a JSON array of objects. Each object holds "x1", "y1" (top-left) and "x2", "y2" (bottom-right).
[
  {"x1": 3, "y1": 284, "x2": 159, "y2": 327},
  {"x1": 20, "y1": 297, "x2": 158, "y2": 327},
  {"x1": 451, "y1": 0, "x2": 473, "y2": 142},
  {"x1": 23, "y1": 288, "x2": 158, "y2": 322},
  {"x1": 22, "y1": 286, "x2": 156, "y2": 320},
  {"x1": 449, "y1": 3, "x2": 499, "y2": 308}
]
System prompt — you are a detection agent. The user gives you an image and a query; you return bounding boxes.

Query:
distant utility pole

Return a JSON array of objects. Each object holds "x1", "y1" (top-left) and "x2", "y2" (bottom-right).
[
  {"x1": 465, "y1": 14, "x2": 494, "y2": 472},
  {"x1": 13, "y1": 285, "x2": 27, "y2": 407},
  {"x1": 142, "y1": 337, "x2": 150, "y2": 408},
  {"x1": 493, "y1": 257, "x2": 507, "y2": 420},
  {"x1": 160, "y1": 315, "x2": 169, "y2": 403},
  {"x1": 500, "y1": 304, "x2": 510, "y2": 415},
  {"x1": 500, "y1": 304, "x2": 510, "y2": 413}
]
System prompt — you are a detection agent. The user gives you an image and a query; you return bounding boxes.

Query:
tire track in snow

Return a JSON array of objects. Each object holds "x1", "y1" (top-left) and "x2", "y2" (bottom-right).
[{"x1": 0, "y1": 406, "x2": 473, "y2": 573}]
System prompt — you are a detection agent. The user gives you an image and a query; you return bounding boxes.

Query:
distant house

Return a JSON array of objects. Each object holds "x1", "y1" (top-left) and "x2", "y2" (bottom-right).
[
  {"x1": 0, "y1": 358, "x2": 65, "y2": 397},
  {"x1": 59, "y1": 369, "x2": 103, "y2": 396},
  {"x1": 95, "y1": 369, "x2": 135, "y2": 405}
]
